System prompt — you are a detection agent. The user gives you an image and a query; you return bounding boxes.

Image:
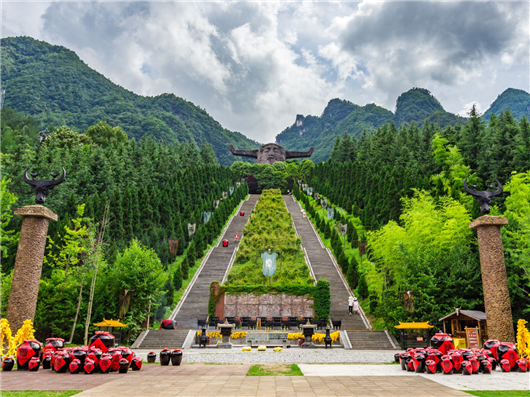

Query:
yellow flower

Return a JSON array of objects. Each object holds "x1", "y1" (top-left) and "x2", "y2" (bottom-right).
[
  {"x1": 0, "y1": 318, "x2": 36, "y2": 358},
  {"x1": 517, "y1": 319, "x2": 530, "y2": 359}
]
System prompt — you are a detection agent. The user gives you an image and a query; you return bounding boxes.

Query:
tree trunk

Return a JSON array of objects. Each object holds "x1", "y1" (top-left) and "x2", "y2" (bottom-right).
[{"x1": 69, "y1": 272, "x2": 85, "y2": 344}]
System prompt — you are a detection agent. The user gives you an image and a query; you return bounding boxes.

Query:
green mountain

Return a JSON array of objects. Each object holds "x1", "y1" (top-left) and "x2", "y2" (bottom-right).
[
  {"x1": 275, "y1": 88, "x2": 468, "y2": 163},
  {"x1": 0, "y1": 36, "x2": 258, "y2": 165},
  {"x1": 482, "y1": 88, "x2": 530, "y2": 121}
]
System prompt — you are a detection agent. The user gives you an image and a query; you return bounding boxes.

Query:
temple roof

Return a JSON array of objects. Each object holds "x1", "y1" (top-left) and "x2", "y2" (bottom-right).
[
  {"x1": 439, "y1": 310, "x2": 486, "y2": 322},
  {"x1": 93, "y1": 318, "x2": 128, "y2": 327},
  {"x1": 394, "y1": 321, "x2": 434, "y2": 329}
]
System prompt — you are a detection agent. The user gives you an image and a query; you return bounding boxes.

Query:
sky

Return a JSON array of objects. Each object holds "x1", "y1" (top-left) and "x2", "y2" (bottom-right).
[{"x1": 2, "y1": 1, "x2": 529, "y2": 144}]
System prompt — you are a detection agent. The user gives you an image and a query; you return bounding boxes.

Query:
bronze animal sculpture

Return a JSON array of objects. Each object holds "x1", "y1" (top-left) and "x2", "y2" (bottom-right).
[
  {"x1": 463, "y1": 179, "x2": 502, "y2": 214},
  {"x1": 24, "y1": 167, "x2": 66, "y2": 204},
  {"x1": 230, "y1": 143, "x2": 313, "y2": 165}
]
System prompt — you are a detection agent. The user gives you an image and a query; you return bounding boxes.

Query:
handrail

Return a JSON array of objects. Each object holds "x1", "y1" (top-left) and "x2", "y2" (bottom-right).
[{"x1": 222, "y1": 244, "x2": 240, "y2": 284}]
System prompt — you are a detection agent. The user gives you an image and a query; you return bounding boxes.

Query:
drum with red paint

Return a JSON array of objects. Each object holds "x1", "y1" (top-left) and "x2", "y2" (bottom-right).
[
  {"x1": 99, "y1": 355, "x2": 112, "y2": 373},
  {"x1": 89, "y1": 331, "x2": 115, "y2": 353},
  {"x1": 118, "y1": 359, "x2": 129, "y2": 373},
  {"x1": 111, "y1": 351, "x2": 122, "y2": 371},
  {"x1": 16, "y1": 340, "x2": 42, "y2": 370},
  {"x1": 84, "y1": 359, "x2": 96, "y2": 374},
  {"x1": 28, "y1": 357, "x2": 40, "y2": 372},
  {"x1": 131, "y1": 357, "x2": 142, "y2": 371},
  {"x1": 441, "y1": 356, "x2": 453, "y2": 375},
  {"x1": 425, "y1": 359, "x2": 437, "y2": 374},
  {"x1": 2, "y1": 357, "x2": 14, "y2": 371},
  {"x1": 462, "y1": 360, "x2": 473, "y2": 375},
  {"x1": 54, "y1": 352, "x2": 69, "y2": 373},
  {"x1": 69, "y1": 359, "x2": 82, "y2": 374}
]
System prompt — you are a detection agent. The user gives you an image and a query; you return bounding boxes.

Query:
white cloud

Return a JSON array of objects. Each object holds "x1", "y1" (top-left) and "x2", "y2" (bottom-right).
[{"x1": 1, "y1": 1, "x2": 529, "y2": 143}]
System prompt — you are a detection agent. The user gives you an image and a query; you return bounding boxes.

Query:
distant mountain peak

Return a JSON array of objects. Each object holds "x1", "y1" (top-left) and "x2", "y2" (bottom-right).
[{"x1": 482, "y1": 88, "x2": 530, "y2": 121}]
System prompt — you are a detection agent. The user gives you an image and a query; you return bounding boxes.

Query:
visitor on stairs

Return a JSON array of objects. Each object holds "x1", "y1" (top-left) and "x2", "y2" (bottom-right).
[
  {"x1": 348, "y1": 296, "x2": 354, "y2": 315},
  {"x1": 353, "y1": 297, "x2": 360, "y2": 315}
]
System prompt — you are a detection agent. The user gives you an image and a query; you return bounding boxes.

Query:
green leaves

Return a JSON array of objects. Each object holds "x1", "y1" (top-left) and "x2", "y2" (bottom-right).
[
  {"x1": 0, "y1": 177, "x2": 18, "y2": 259},
  {"x1": 108, "y1": 239, "x2": 166, "y2": 319}
]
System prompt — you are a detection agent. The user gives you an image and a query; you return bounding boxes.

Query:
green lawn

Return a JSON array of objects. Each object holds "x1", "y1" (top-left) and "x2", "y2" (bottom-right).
[
  {"x1": 247, "y1": 363, "x2": 303, "y2": 376},
  {"x1": 2, "y1": 392, "x2": 81, "y2": 397},
  {"x1": 465, "y1": 392, "x2": 529, "y2": 397}
]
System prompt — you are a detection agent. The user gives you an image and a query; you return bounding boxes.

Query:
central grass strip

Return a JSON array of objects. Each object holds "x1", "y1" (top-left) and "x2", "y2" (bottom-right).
[
  {"x1": 247, "y1": 363, "x2": 303, "y2": 376},
  {"x1": 226, "y1": 189, "x2": 313, "y2": 286}
]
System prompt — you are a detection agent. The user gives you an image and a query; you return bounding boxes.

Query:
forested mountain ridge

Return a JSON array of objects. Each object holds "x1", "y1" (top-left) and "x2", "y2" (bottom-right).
[
  {"x1": 0, "y1": 36, "x2": 259, "y2": 165},
  {"x1": 276, "y1": 87, "x2": 529, "y2": 163},
  {"x1": 482, "y1": 88, "x2": 530, "y2": 121}
]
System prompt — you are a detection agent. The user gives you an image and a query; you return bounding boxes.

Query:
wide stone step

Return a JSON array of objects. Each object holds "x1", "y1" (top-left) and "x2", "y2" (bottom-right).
[
  {"x1": 135, "y1": 330, "x2": 190, "y2": 349},
  {"x1": 174, "y1": 195, "x2": 259, "y2": 324}
]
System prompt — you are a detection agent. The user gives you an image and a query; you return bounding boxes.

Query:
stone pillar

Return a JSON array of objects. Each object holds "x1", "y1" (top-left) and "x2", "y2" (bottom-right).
[
  {"x1": 6, "y1": 205, "x2": 57, "y2": 333},
  {"x1": 469, "y1": 215, "x2": 514, "y2": 342}
]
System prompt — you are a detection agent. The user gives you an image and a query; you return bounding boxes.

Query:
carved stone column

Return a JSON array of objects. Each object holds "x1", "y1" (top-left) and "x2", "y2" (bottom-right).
[
  {"x1": 6, "y1": 205, "x2": 57, "y2": 333},
  {"x1": 469, "y1": 215, "x2": 514, "y2": 342}
]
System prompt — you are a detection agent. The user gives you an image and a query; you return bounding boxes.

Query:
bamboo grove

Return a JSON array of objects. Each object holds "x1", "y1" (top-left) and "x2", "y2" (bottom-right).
[{"x1": 304, "y1": 109, "x2": 530, "y2": 330}]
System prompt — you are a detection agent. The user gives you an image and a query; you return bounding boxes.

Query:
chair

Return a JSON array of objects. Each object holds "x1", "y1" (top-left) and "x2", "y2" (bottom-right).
[
  {"x1": 208, "y1": 317, "x2": 219, "y2": 328},
  {"x1": 317, "y1": 317, "x2": 328, "y2": 329},
  {"x1": 259, "y1": 317, "x2": 268, "y2": 328},
  {"x1": 332, "y1": 319, "x2": 342, "y2": 330}
]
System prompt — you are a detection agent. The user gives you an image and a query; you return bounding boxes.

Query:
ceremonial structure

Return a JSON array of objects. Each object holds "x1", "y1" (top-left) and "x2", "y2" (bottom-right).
[{"x1": 230, "y1": 143, "x2": 313, "y2": 165}]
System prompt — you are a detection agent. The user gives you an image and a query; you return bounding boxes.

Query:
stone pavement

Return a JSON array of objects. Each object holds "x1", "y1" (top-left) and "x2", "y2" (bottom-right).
[
  {"x1": 298, "y1": 364, "x2": 530, "y2": 391},
  {"x1": 134, "y1": 348, "x2": 396, "y2": 364},
  {"x1": 73, "y1": 375, "x2": 469, "y2": 397},
  {"x1": 1, "y1": 364, "x2": 251, "y2": 391},
  {"x1": 3, "y1": 363, "x2": 527, "y2": 396}
]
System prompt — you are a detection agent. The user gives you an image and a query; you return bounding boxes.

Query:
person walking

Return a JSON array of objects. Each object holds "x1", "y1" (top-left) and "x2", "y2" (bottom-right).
[
  {"x1": 348, "y1": 296, "x2": 354, "y2": 315},
  {"x1": 353, "y1": 297, "x2": 360, "y2": 315}
]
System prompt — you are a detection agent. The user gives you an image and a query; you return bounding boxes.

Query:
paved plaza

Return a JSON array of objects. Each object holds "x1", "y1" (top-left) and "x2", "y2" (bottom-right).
[{"x1": 2, "y1": 360, "x2": 528, "y2": 396}]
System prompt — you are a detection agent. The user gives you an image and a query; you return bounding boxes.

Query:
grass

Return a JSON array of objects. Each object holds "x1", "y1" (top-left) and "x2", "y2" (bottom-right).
[
  {"x1": 464, "y1": 392, "x2": 530, "y2": 397},
  {"x1": 226, "y1": 189, "x2": 313, "y2": 286},
  {"x1": 2, "y1": 392, "x2": 81, "y2": 397},
  {"x1": 247, "y1": 363, "x2": 303, "y2": 376}
]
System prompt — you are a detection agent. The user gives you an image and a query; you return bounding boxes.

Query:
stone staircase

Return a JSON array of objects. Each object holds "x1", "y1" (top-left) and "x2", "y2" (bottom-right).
[
  {"x1": 172, "y1": 195, "x2": 259, "y2": 329},
  {"x1": 133, "y1": 329, "x2": 189, "y2": 350},
  {"x1": 347, "y1": 330, "x2": 398, "y2": 350},
  {"x1": 283, "y1": 195, "x2": 366, "y2": 331}
]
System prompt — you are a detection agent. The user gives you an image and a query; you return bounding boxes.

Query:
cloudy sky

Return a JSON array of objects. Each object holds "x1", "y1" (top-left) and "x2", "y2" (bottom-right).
[{"x1": 2, "y1": 1, "x2": 529, "y2": 143}]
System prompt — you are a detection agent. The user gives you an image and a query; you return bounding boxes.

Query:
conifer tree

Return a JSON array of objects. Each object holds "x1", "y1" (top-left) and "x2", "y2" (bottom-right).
[
  {"x1": 357, "y1": 272, "x2": 369, "y2": 299},
  {"x1": 347, "y1": 256, "x2": 359, "y2": 289},
  {"x1": 181, "y1": 257, "x2": 189, "y2": 280},
  {"x1": 173, "y1": 265, "x2": 183, "y2": 290}
]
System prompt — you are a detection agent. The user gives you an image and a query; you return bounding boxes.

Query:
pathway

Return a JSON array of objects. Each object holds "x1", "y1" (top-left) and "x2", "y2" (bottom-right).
[
  {"x1": 283, "y1": 195, "x2": 366, "y2": 331},
  {"x1": 49, "y1": 375, "x2": 470, "y2": 397},
  {"x1": 173, "y1": 194, "x2": 259, "y2": 328},
  {"x1": 283, "y1": 195, "x2": 397, "y2": 350}
]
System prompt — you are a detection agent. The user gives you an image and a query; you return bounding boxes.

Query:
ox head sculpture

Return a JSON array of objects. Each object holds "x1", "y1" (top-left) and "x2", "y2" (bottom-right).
[
  {"x1": 463, "y1": 178, "x2": 502, "y2": 215},
  {"x1": 24, "y1": 167, "x2": 66, "y2": 204}
]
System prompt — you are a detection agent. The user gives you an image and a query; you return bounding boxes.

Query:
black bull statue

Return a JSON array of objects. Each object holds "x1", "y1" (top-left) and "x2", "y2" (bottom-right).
[
  {"x1": 463, "y1": 178, "x2": 502, "y2": 215},
  {"x1": 24, "y1": 168, "x2": 66, "y2": 204}
]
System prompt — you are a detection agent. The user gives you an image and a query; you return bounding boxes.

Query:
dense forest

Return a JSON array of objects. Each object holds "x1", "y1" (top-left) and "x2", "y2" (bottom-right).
[
  {"x1": 1, "y1": 107, "x2": 248, "y2": 342},
  {"x1": 0, "y1": 36, "x2": 259, "y2": 165},
  {"x1": 299, "y1": 108, "x2": 530, "y2": 330},
  {"x1": 277, "y1": 88, "x2": 530, "y2": 162}
]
